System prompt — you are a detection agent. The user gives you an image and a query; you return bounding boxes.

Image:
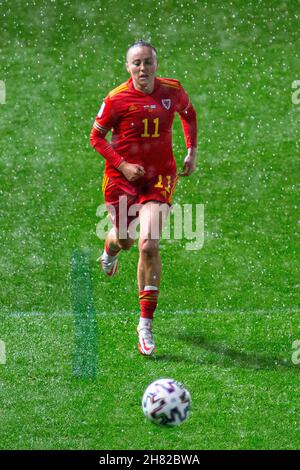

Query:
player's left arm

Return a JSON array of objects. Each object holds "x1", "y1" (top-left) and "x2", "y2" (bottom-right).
[{"x1": 176, "y1": 85, "x2": 198, "y2": 177}]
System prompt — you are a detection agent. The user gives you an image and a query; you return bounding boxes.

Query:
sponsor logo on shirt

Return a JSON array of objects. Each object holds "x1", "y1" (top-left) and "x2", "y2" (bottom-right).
[
  {"x1": 143, "y1": 104, "x2": 157, "y2": 113},
  {"x1": 128, "y1": 105, "x2": 139, "y2": 111}
]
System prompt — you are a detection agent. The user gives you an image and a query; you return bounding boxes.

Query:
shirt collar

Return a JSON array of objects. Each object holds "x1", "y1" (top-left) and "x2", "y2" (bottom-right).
[{"x1": 128, "y1": 76, "x2": 159, "y2": 95}]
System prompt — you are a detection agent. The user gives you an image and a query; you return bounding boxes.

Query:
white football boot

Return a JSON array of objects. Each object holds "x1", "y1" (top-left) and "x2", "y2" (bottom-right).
[
  {"x1": 98, "y1": 254, "x2": 118, "y2": 277},
  {"x1": 137, "y1": 324, "x2": 156, "y2": 356}
]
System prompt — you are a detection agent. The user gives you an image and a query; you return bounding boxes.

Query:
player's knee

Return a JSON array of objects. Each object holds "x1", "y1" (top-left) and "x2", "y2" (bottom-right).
[
  {"x1": 118, "y1": 238, "x2": 134, "y2": 250},
  {"x1": 139, "y1": 239, "x2": 159, "y2": 258}
]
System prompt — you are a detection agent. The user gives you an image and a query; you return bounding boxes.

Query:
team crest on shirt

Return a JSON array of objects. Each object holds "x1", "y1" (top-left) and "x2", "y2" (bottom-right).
[{"x1": 162, "y1": 99, "x2": 171, "y2": 110}]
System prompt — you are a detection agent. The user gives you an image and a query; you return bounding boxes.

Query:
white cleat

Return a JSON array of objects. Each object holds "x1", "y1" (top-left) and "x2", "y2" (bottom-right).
[
  {"x1": 137, "y1": 325, "x2": 156, "y2": 356},
  {"x1": 98, "y1": 255, "x2": 118, "y2": 277}
]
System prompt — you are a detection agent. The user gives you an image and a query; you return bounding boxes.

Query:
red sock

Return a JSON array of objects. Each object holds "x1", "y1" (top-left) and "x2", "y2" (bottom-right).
[
  {"x1": 105, "y1": 240, "x2": 119, "y2": 257},
  {"x1": 139, "y1": 289, "x2": 159, "y2": 319}
]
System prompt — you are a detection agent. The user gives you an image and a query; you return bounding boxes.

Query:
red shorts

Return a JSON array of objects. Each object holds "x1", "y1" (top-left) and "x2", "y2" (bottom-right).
[{"x1": 102, "y1": 174, "x2": 178, "y2": 231}]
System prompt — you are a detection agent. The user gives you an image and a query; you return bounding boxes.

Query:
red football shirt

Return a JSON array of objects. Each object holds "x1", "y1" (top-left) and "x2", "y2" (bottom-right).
[{"x1": 90, "y1": 76, "x2": 197, "y2": 192}]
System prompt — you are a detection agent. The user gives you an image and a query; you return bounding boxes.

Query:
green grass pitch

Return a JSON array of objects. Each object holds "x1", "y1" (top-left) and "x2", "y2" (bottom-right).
[{"x1": 0, "y1": 0, "x2": 299, "y2": 450}]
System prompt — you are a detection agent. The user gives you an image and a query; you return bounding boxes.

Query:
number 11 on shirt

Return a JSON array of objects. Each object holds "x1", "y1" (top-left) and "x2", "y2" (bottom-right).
[{"x1": 141, "y1": 118, "x2": 160, "y2": 138}]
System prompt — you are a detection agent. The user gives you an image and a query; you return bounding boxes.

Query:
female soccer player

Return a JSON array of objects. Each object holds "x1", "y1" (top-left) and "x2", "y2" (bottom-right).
[{"x1": 90, "y1": 40, "x2": 197, "y2": 356}]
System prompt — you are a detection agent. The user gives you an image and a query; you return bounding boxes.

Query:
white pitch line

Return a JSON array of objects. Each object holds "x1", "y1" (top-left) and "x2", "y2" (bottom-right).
[{"x1": 3, "y1": 307, "x2": 300, "y2": 318}]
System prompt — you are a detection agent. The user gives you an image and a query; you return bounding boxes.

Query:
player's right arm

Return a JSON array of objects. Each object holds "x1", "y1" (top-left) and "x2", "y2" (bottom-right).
[
  {"x1": 90, "y1": 97, "x2": 144, "y2": 181},
  {"x1": 90, "y1": 96, "x2": 124, "y2": 168}
]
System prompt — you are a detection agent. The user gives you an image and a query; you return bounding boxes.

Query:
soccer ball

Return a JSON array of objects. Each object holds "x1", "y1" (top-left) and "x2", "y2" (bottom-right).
[{"x1": 142, "y1": 378, "x2": 191, "y2": 426}]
